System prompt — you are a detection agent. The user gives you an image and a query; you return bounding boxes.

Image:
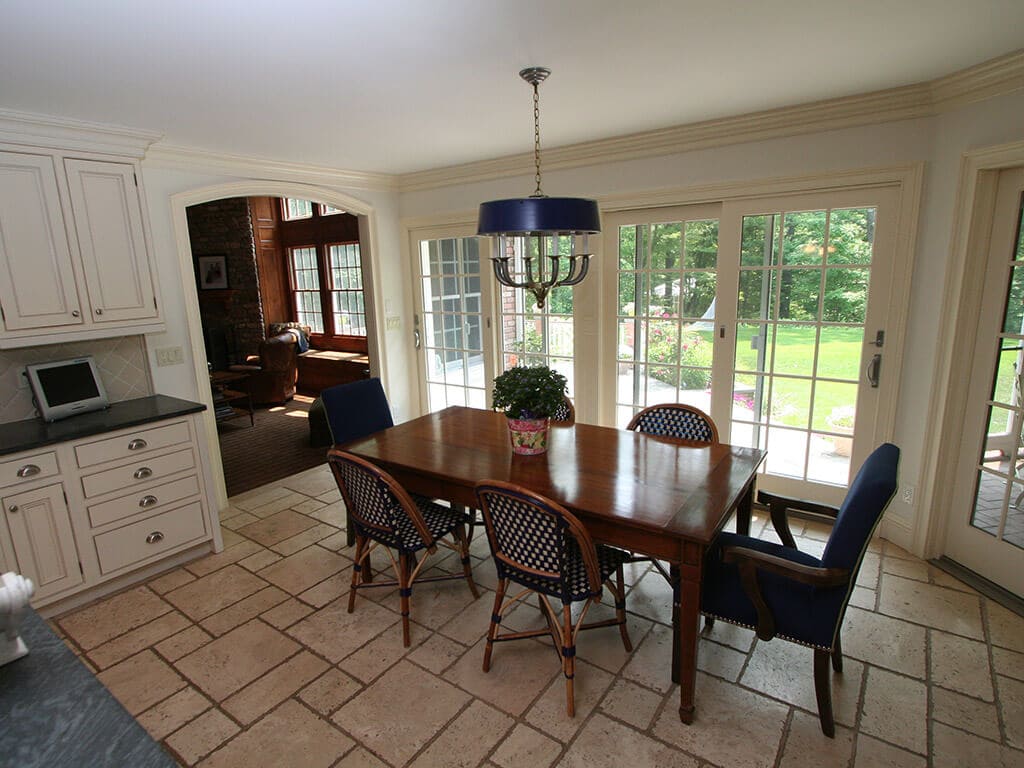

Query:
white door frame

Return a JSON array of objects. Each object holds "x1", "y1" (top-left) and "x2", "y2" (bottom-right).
[
  {"x1": 169, "y1": 181, "x2": 385, "y2": 516},
  {"x1": 923, "y1": 140, "x2": 1024, "y2": 560}
]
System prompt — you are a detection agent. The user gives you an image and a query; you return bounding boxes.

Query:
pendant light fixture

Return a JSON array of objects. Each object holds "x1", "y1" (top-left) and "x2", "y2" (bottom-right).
[{"x1": 477, "y1": 67, "x2": 601, "y2": 309}]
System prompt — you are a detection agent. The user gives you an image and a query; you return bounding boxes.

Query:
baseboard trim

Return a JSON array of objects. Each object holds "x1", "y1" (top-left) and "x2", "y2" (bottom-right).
[{"x1": 931, "y1": 556, "x2": 1023, "y2": 617}]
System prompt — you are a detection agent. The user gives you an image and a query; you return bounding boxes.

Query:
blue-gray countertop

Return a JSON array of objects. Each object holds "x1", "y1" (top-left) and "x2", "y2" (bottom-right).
[
  {"x1": 0, "y1": 395, "x2": 205, "y2": 457},
  {"x1": 0, "y1": 608, "x2": 177, "y2": 767}
]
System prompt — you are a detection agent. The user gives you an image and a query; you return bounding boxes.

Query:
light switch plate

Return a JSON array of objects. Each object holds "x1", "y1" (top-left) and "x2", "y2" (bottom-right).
[{"x1": 155, "y1": 346, "x2": 185, "y2": 367}]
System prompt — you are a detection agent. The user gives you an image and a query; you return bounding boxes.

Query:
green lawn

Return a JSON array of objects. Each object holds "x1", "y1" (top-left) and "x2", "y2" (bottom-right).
[{"x1": 733, "y1": 325, "x2": 862, "y2": 431}]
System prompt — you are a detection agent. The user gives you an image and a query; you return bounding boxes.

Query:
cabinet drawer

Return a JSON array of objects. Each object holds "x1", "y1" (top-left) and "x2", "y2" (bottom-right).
[
  {"x1": 0, "y1": 451, "x2": 59, "y2": 489},
  {"x1": 75, "y1": 421, "x2": 191, "y2": 468},
  {"x1": 80, "y1": 447, "x2": 196, "y2": 499},
  {"x1": 87, "y1": 474, "x2": 200, "y2": 528},
  {"x1": 94, "y1": 501, "x2": 207, "y2": 575}
]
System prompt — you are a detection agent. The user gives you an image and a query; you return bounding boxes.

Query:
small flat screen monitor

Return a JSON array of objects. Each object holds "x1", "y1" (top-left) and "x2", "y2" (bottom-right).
[{"x1": 24, "y1": 357, "x2": 109, "y2": 422}]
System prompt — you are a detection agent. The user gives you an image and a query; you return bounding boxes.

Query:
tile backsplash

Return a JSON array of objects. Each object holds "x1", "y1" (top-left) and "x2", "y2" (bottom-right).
[{"x1": 0, "y1": 336, "x2": 152, "y2": 423}]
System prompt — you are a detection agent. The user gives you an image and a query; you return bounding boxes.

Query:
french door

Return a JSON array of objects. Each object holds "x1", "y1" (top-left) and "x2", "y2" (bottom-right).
[
  {"x1": 605, "y1": 188, "x2": 902, "y2": 504},
  {"x1": 945, "y1": 167, "x2": 1024, "y2": 596}
]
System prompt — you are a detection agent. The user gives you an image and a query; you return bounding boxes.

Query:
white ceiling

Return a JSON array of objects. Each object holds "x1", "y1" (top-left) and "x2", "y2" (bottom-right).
[{"x1": 1, "y1": 1, "x2": 1022, "y2": 175}]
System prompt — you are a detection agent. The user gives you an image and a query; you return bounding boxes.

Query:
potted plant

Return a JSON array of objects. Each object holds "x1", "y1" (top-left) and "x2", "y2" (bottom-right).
[
  {"x1": 492, "y1": 364, "x2": 568, "y2": 455},
  {"x1": 825, "y1": 405, "x2": 856, "y2": 457}
]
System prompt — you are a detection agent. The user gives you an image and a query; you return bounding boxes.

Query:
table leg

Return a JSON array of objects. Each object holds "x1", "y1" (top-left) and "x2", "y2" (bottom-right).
[
  {"x1": 735, "y1": 478, "x2": 755, "y2": 536},
  {"x1": 673, "y1": 548, "x2": 703, "y2": 724}
]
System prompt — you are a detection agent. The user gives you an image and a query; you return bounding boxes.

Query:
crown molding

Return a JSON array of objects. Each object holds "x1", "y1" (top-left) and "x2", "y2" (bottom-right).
[
  {"x1": 398, "y1": 49, "x2": 1024, "y2": 194},
  {"x1": 0, "y1": 108, "x2": 162, "y2": 157},
  {"x1": 929, "y1": 49, "x2": 1024, "y2": 110},
  {"x1": 144, "y1": 143, "x2": 398, "y2": 191}
]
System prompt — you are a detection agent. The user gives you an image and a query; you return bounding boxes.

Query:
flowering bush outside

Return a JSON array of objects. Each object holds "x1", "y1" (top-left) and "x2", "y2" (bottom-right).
[{"x1": 646, "y1": 316, "x2": 712, "y2": 390}]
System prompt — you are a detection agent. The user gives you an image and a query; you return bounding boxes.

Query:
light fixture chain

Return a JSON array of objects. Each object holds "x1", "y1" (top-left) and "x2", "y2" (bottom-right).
[{"x1": 533, "y1": 81, "x2": 543, "y2": 197}]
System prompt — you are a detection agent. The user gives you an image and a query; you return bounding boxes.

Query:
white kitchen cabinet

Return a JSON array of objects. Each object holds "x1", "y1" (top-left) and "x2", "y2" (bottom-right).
[
  {"x1": 0, "y1": 148, "x2": 163, "y2": 347},
  {"x1": 2, "y1": 483, "x2": 83, "y2": 602}
]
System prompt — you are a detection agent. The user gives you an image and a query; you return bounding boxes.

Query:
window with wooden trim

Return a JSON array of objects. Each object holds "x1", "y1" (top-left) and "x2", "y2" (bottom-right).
[{"x1": 280, "y1": 200, "x2": 366, "y2": 352}]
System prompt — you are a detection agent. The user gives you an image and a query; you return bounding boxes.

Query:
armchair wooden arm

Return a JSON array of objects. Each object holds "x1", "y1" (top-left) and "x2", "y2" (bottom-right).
[
  {"x1": 722, "y1": 544, "x2": 849, "y2": 641},
  {"x1": 756, "y1": 490, "x2": 841, "y2": 549}
]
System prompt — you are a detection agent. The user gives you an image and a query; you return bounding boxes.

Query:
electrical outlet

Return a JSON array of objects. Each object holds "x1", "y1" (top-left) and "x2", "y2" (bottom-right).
[
  {"x1": 155, "y1": 346, "x2": 185, "y2": 367},
  {"x1": 17, "y1": 370, "x2": 29, "y2": 389},
  {"x1": 902, "y1": 485, "x2": 915, "y2": 505}
]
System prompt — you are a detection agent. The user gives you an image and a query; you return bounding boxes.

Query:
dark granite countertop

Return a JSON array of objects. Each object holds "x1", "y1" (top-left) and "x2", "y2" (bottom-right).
[
  {"x1": 0, "y1": 395, "x2": 206, "y2": 457},
  {"x1": 0, "y1": 609, "x2": 177, "y2": 767}
]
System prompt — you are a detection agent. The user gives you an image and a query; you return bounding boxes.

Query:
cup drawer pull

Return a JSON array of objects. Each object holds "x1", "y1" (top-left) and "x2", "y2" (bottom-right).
[
  {"x1": 16, "y1": 464, "x2": 41, "y2": 478},
  {"x1": 133, "y1": 467, "x2": 153, "y2": 480},
  {"x1": 145, "y1": 531, "x2": 164, "y2": 544},
  {"x1": 139, "y1": 495, "x2": 159, "y2": 508},
  {"x1": 128, "y1": 438, "x2": 148, "y2": 451}
]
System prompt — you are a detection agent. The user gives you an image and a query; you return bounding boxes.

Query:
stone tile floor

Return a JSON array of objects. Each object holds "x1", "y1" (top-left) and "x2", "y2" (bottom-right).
[{"x1": 50, "y1": 463, "x2": 1024, "y2": 767}]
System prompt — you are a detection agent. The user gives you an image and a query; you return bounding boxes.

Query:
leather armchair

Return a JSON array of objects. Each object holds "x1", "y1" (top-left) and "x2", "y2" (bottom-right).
[{"x1": 229, "y1": 333, "x2": 298, "y2": 405}]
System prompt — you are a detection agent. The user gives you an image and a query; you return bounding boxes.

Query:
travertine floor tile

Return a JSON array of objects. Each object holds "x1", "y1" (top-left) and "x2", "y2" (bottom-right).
[
  {"x1": 199, "y1": 586, "x2": 289, "y2": 636},
  {"x1": 491, "y1": 724, "x2": 562, "y2": 768},
  {"x1": 185, "y1": 540, "x2": 264, "y2": 578},
  {"x1": 296, "y1": 570, "x2": 353, "y2": 607},
  {"x1": 931, "y1": 687, "x2": 1002, "y2": 742},
  {"x1": 697, "y1": 636, "x2": 747, "y2": 681},
  {"x1": 219, "y1": 528, "x2": 246, "y2": 549},
  {"x1": 446, "y1": 636, "x2": 558, "y2": 716},
  {"x1": 931, "y1": 722, "x2": 1023, "y2": 768},
  {"x1": 408, "y1": 699, "x2": 513, "y2": 768},
  {"x1": 218, "y1": 511, "x2": 259, "y2": 531},
  {"x1": 174, "y1": 619, "x2": 300, "y2": 701},
  {"x1": 987, "y1": 601, "x2": 1024, "y2": 653},
  {"x1": 88, "y1": 611, "x2": 191, "y2": 669},
  {"x1": 654, "y1": 674, "x2": 787, "y2": 768},
  {"x1": 164, "y1": 564, "x2": 269, "y2": 621},
  {"x1": 740, "y1": 639, "x2": 863, "y2": 727},
  {"x1": 59, "y1": 586, "x2": 171, "y2": 650},
  {"x1": 221, "y1": 650, "x2": 328, "y2": 724},
  {"x1": 287, "y1": 598, "x2": 397, "y2": 663},
  {"x1": 258, "y1": 544, "x2": 349, "y2": 595},
  {"x1": 304, "y1": 499, "x2": 346, "y2": 527},
  {"x1": 853, "y1": 734, "x2": 926, "y2": 768},
  {"x1": 620, "y1": 622, "x2": 674, "y2": 694},
  {"x1": 576, "y1": 614, "x2": 653, "y2": 675},
  {"x1": 567, "y1": 712, "x2": 698, "y2": 768},
  {"x1": 860, "y1": 667, "x2": 927, "y2": 753},
  {"x1": 993, "y1": 646, "x2": 1024, "y2": 681},
  {"x1": 335, "y1": 748, "x2": 387, "y2": 768},
  {"x1": 237, "y1": 548, "x2": 282, "y2": 573},
  {"x1": 624, "y1": 571, "x2": 673, "y2": 624},
  {"x1": 299, "y1": 668, "x2": 363, "y2": 716},
  {"x1": 333, "y1": 660, "x2": 470, "y2": 767},
  {"x1": 700, "y1": 618, "x2": 756, "y2": 653},
  {"x1": 271, "y1": 522, "x2": 342, "y2": 556},
  {"x1": 408, "y1": 631, "x2": 470, "y2": 674},
  {"x1": 155, "y1": 625, "x2": 213, "y2": 662},
  {"x1": 526, "y1": 660, "x2": 613, "y2": 741},
  {"x1": 136, "y1": 686, "x2": 212, "y2": 741},
  {"x1": 779, "y1": 711, "x2": 854, "y2": 768},
  {"x1": 342, "y1": 618, "x2": 429, "y2": 682},
  {"x1": 999, "y1": 674, "x2": 1024, "y2": 748},
  {"x1": 236, "y1": 509, "x2": 317, "y2": 546},
  {"x1": 598, "y1": 678, "x2": 662, "y2": 731},
  {"x1": 148, "y1": 568, "x2": 198, "y2": 594},
  {"x1": 96, "y1": 649, "x2": 187, "y2": 715},
  {"x1": 842, "y1": 605, "x2": 926, "y2": 678},
  {"x1": 259, "y1": 597, "x2": 314, "y2": 630},
  {"x1": 229, "y1": 484, "x2": 296, "y2": 512},
  {"x1": 878, "y1": 574, "x2": 984, "y2": 639},
  {"x1": 166, "y1": 708, "x2": 240, "y2": 766},
  {"x1": 930, "y1": 629, "x2": 994, "y2": 700}
]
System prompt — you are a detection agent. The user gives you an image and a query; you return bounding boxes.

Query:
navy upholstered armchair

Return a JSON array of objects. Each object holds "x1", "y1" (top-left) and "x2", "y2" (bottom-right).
[{"x1": 701, "y1": 442, "x2": 899, "y2": 737}]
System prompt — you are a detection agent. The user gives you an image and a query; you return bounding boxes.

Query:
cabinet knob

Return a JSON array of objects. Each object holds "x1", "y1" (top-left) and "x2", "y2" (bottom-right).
[
  {"x1": 128, "y1": 438, "x2": 148, "y2": 451},
  {"x1": 16, "y1": 464, "x2": 41, "y2": 478},
  {"x1": 71, "y1": 310, "x2": 80, "y2": 318},
  {"x1": 95, "y1": 308, "x2": 103, "y2": 316},
  {"x1": 145, "y1": 531, "x2": 164, "y2": 544},
  {"x1": 8, "y1": 505, "x2": 18, "y2": 513},
  {"x1": 139, "y1": 495, "x2": 158, "y2": 508},
  {"x1": 133, "y1": 467, "x2": 153, "y2": 480}
]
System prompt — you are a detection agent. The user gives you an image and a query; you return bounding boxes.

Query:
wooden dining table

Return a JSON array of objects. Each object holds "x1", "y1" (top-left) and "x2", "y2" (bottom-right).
[{"x1": 339, "y1": 405, "x2": 766, "y2": 724}]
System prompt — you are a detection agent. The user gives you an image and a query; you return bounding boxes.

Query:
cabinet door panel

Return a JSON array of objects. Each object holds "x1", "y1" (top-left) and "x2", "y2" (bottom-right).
[
  {"x1": 64, "y1": 159, "x2": 156, "y2": 323},
  {"x1": 0, "y1": 152, "x2": 83, "y2": 330},
  {"x1": 3, "y1": 483, "x2": 83, "y2": 600}
]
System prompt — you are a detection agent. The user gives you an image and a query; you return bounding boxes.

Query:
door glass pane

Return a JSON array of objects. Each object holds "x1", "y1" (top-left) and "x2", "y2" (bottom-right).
[
  {"x1": 731, "y1": 207, "x2": 876, "y2": 487},
  {"x1": 616, "y1": 218, "x2": 719, "y2": 425},
  {"x1": 499, "y1": 235, "x2": 576, "y2": 399},
  {"x1": 970, "y1": 196, "x2": 1024, "y2": 550},
  {"x1": 418, "y1": 237, "x2": 485, "y2": 412}
]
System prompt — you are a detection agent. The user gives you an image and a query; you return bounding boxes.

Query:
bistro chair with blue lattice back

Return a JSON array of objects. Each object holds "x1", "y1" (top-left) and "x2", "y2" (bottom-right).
[
  {"x1": 328, "y1": 449, "x2": 479, "y2": 647},
  {"x1": 701, "y1": 443, "x2": 899, "y2": 737},
  {"x1": 626, "y1": 403, "x2": 719, "y2": 581},
  {"x1": 475, "y1": 481, "x2": 632, "y2": 716},
  {"x1": 626, "y1": 402, "x2": 719, "y2": 443}
]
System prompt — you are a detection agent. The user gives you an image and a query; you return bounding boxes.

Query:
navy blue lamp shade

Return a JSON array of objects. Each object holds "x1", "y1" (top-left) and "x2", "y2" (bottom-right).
[{"x1": 477, "y1": 197, "x2": 601, "y2": 236}]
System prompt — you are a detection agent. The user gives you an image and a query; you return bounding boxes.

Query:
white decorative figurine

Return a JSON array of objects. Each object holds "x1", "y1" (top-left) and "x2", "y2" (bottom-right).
[{"x1": 0, "y1": 571, "x2": 35, "y2": 665}]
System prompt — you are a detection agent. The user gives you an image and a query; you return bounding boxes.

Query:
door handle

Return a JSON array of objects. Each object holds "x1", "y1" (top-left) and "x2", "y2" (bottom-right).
[
  {"x1": 413, "y1": 329, "x2": 421, "y2": 349},
  {"x1": 867, "y1": 354, "x2": 881, "y2": 389}
]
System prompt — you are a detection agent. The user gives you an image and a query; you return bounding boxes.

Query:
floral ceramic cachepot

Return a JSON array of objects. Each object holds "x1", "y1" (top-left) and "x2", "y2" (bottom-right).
[{"x1": 507, "y1": 417, "x2": 550, "y2": 455}]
